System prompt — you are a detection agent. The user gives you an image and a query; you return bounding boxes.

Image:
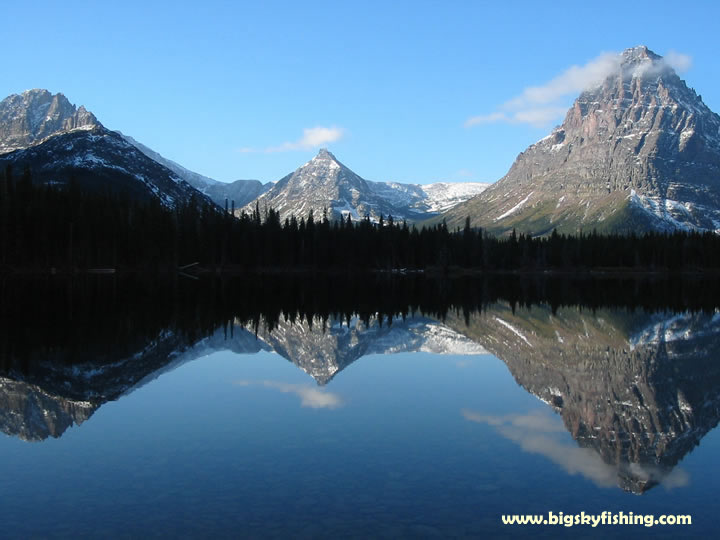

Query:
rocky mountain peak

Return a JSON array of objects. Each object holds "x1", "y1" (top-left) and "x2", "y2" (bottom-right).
[
  {"x1": 0, "y1": 88, "x2": 212, "y2": 210},
  {"x1": 0, "y1": 88, "x2": 100, "y2": 153},
  {"x1": 443, "y1": 45, "x2": 720, "y2": 234},
  {"x1": 304, "y1": 147, "x2": 343, "y2": 173},
  {"x1": 240, "y1": 145, "x2": 493, "y2": 222},
  {"x1": 620, "y1": 45, "x2": 661, "y2": 66},
  {"x1": 313, "y1": 147, "x2": 337, "y2": 161}
]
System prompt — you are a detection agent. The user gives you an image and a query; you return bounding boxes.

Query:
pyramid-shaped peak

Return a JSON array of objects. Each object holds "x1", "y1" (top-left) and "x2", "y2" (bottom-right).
[
  {"x1": 314, "y1": 148, "x2": 337, "y2": 160},
  {"x1": 621, "y1": 45, "x2": 662, "y2": 66}
]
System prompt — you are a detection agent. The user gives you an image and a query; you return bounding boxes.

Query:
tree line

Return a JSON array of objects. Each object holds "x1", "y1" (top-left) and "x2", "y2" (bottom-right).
[
  {"x1": 2, "y1": 165, "x2": 720, "y2": 273},
  {"x1": 3, "y1": 272, "x2": 719, "y2": 373}
]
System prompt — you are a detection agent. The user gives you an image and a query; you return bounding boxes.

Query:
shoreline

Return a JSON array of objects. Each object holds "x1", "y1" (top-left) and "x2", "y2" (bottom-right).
[{"x1": 2, "y1": 265, "x2": 720, "y2": 278}]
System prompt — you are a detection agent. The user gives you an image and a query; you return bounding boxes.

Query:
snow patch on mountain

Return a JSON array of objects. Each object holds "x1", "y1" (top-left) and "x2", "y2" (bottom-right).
[
  {"x1": 494, "y1": 317, "x2": 533, "y2": 346},
  {"x1": 422, "y1": 182, "x2": 490, "y2": 212},
  {"x1": 628, "y1": 189, "x2": 720, "y2": 232},
  {"x1": 629, "y1": 311, "x2": 720, "y2": 350},
  {"x1": 496, "y1": 192, "x2": 533, "y2": 221},
  {"x1": 367, "y1": 181, "x2": 489, "y2": 215}
]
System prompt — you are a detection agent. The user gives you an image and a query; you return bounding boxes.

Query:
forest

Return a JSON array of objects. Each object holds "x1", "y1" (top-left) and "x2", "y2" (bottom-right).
[
  {"x1": 3, "y1": 272, "x2": 719, "y2": 372},
  {"x1": 2, "y1": 166, "x2": 720, "y2": 273}
]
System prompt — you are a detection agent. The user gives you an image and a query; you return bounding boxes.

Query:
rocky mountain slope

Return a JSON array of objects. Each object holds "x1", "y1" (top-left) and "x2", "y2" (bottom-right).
[
  {"x1": 120, "y1": 132, "x2": 273, "y2": 208},
  {"x1": 0, "y1": 89, "x2": 99, "y2": 153},
  {"x1": 203, "y1": 179, "x2": 272, "y2": 210},
  {"x1": 0, "y1": 376, "x2": 96, "y2": 441},
  {"x1": 443, "y1": 46, "x2": 720, "y2": 234},
  {"x1": 240, "y1": 148, "x2": 488, "y2": 222},
  {"x1": 0, "y1": 89, "x2": 211, "y2": 208}
]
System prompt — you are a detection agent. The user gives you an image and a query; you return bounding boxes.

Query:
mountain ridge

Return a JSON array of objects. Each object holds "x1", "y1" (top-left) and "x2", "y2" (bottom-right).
[
  {"x1": 240, "y1": 147, "x2": 488, "y2": 222},
  {"x1": 119, "y1": 131, "x2": 274, "y2": 209},
  {"x1": 0, "y1": 89, "x2": 487, "y2": 220},
  {"x1": 0, "y1": 89, "x2": 212, "y2": 208}
]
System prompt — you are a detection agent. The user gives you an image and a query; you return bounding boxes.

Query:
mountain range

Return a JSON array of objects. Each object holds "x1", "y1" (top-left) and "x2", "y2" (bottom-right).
[
  {"x1": 0, "y1": 89, "x2": 486, "y2": 221},
  {"x1": 2, "y1": 44, "x2": 719, "y2": 233}
]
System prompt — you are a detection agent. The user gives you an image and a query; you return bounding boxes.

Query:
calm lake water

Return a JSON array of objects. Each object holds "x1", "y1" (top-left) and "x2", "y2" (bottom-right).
[{"x1": 0, "y1": 276, "x2": 718, "y2": 538}]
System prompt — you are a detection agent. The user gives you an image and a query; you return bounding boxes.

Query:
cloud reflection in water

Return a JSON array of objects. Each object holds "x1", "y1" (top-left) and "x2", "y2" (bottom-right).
[
  {"x1": 462, "y1": 409, "x2": 689, "y2": 491},
  {"x1": 235, "y1": 380, "x2": 344, "y2": 409}
]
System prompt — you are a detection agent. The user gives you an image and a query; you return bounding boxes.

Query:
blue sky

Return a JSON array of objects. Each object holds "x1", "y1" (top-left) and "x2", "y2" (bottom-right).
[{"x1": 3, "y1": 0, "x2": 719, "y2": 184}]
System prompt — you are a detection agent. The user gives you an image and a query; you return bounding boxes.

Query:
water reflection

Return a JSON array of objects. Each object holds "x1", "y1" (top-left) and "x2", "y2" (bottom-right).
[
  {"x1": 1, "y1": 275, "x2": 719, "y2": 497},
  {"x1": 462, "y1": 409, "x2": 690, "y2": 492},
  {"x1": 253, "y1": 315, "x2": 486, "y2": 384},
  {"x1": 0, "y1": 377, "x2": 96, "y2": 441},
  {"x1": 235, "y1": 380, "x2": 344, "y2": 409},
  {"x1": 462, "y1": 409, "x2": 627, "y2": 488},
  {"x1": 450, "y1": 305, "x2": 720, "y2": 494}
]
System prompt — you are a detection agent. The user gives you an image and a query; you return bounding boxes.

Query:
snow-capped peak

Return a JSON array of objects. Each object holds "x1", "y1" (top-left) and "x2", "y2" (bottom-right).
[{"x1": 313, "y1": 148, "x2": 337, "y2": 161}]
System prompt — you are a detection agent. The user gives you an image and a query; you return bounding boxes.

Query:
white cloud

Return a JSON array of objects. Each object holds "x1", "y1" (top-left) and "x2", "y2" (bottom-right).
[
  {"x1": 466, "y1": 107, "x2": 568, "y2": 129},
  {"x1": 235, "y1": 379, "x2": 344, "y2": 409},
  {"x1": 464, "y1": 112, "x2": 507, "y2": 127},
  {"x1": 508, "y1": 53, "x2": 621, "y2": 109},
  {"x1": 659, "y1": 467, "x2": 690, "y2": 489},
  {"x1": 450, "y1": 168, "x2": 478, "y2": 181},
  {"x1": 511, "y1": 107, "x2": 569, "y2": 128},
  {"x1": 239, "y1": 126, "x2": 345, "y2": 153},
  {"x1": 664, "y1": 50, "x2": 692, "y2": 73},
  {"x1": 298, "y1": 126, "x2": 344, "y2": 147},
  {"x1": 466, "y1": 52, "x2": 620, "y2": 129},
  {"x1": 466, "y1": 49, "x2": 693, "y2": 129}
]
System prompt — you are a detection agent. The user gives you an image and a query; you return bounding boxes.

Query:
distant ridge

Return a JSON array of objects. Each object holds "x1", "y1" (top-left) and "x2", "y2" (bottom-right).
[{"x1": 119, "y1": 132, "x2": 273, "y2": 208}]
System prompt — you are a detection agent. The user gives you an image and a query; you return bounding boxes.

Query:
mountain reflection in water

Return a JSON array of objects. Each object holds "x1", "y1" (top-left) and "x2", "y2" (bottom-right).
[
  {"x1": 1, "y1": 274, "x2": 719, "y2": 495},
  {"x1": 451, "y1": 303, "x2": 720, "y2": 493}
]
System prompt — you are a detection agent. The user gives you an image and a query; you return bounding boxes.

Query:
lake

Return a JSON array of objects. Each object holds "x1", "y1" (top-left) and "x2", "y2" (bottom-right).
[{"x1": 0, "y1": 275, "x2": 717, "y2": 538}]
